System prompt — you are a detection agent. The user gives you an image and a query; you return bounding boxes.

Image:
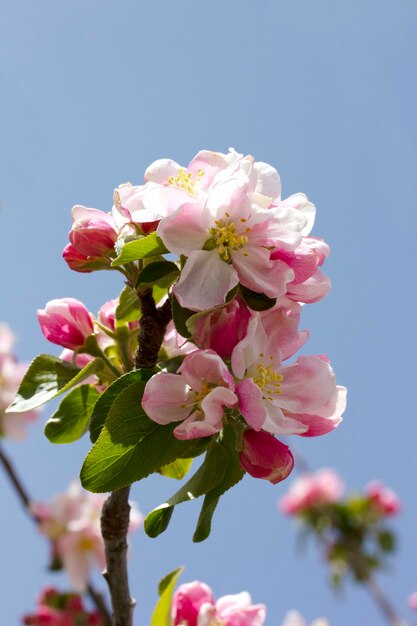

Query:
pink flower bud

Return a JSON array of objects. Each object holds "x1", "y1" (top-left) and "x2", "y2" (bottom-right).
[
  {"x1": 69, "y1": 206, "x2": 118, "y2": 257},
  {"x1": 37, "y1": 298, "x2": 94, "y2": 350},
  {"x1": 98, "y1": 298, "x2": 139, "y2": 333},
  {"x1": 239, "y1": 430, "x2": 294, "y2": 484},
  {"x1": 191, "y1": 298, "x2": 252, "y2": 358},
  {"x1": 172, "y1": 581, "x2": 215, "y2": 626},
  {"x1": 62, "y1": 244, "x2": 94, "y2": 273},
  {"x1": 365, "y1": 481, "x2": 401, "y2": 516}
]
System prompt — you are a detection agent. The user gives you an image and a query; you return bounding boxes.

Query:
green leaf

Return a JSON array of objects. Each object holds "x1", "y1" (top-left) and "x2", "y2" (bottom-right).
[
  {"x1": 377, "y1": 530, "x2": 395, "y2": 553},
  {"x1": 89, "y1": 370, "x2": 153, "y2": 443},
  {"x1": 171, "y1": 295, "x2": 194, "y2": 339},
  {"x1": 112, "y1": 233, "x2": 168, "y2": 267},
  {"x1": 239, "y1": 286, "x2": 276, "y2": 311},
  {"x1": 144, "y1": 441, "x2": 228, "y2": 538},
  {"x1": 152, "y1": 284, "x2": 168, "y2": 304},
  {"x1": 81, "y1": 380, "x2": 209, "y2": 492},
  {"x1": 136, "y1": 260, "x2": 179, "y2": 288},
  {"x1": 44, "y1": 385, "x2": 100, "y2": 444},
  {"x1": 115, "y1": 286, "x2": 141, "y2": 324},
  {"x1": 193, "y1": 423, "x2": 245, "y2": 542},
  {"x1": 151, "y1": 567, "x2": 184, "y2": 626},
  {"x1": 158, "y1": 458, "x2": 193, "y2": 480},
  {"x1": 7, "y1": 355, "x2": 104, "y2": 413}
]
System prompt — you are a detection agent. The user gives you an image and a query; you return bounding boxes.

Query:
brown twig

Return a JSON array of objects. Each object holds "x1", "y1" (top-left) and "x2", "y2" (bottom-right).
[
  {"x1": 367, "y1": 576, "x2": 409, "y2": 626},
  {"x1": 101, "y1": 288, "x2": 172, "y2": 625},
  {"x1": 134, "y1": 287, "x2": 172, "y2": 369},
  {"x1": 0, "y1": 441, "x2": 112, "y2": 625}
]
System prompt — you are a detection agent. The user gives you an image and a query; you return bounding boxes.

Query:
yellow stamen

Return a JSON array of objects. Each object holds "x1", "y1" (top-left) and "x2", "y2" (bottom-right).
[
  {"x1": 253, "y1": 364, "x2": 283, "y2": 396},
  {"x1": 167, "y1": 168, "x2": 204, "y2": 197},
  {"x1": 210, "y1": 219, "x2": 249, "y2": 261}
]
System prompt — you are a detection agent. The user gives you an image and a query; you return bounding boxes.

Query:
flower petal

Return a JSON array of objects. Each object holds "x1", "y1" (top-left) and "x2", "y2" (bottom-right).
[
  {"x1": 142, "y1": 372, "x2": 194, "y2": 424},
  {"x1": 174, "y1": 250, "x2": 239, "y2": 311}
]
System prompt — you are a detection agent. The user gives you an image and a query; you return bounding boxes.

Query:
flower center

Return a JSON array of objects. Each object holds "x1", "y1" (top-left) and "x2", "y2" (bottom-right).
[
  {"x1": 167, "y1": 168, "x2": 204, "y2": 197},
  {"x1": 210, "y1": 219, "x2": 249, "y2": 261},
  {"x1": 253, "y1": 364, "x2": 283, "y2": 401}
]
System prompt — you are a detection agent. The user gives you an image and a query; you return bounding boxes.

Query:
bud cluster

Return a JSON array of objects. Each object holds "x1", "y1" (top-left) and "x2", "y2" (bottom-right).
[{"x1": 22, "y1": 587, "x2": 104, "y2": 626}]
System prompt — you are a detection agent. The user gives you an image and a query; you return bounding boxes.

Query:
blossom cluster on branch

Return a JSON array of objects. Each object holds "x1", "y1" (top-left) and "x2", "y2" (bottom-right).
[
  {"x1": 8, "y1": 149, "x2": 346, "y2": 541},
  {"x1": 6, "y1": 148, "x2": 348, "y2": 625},
  {"x1": 279, "y1": 469, "x2": 400, "y2": 586}
]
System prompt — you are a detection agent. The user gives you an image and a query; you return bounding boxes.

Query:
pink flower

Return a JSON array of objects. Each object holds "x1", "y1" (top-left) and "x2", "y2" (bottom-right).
[
  {"x1": 63, "y1": 244, "x2": 95, "y2": 273},
  {"x1": 172, "y1": 581, "x2": 215, "y2": 626},
  {"x1": 112, "y1": 181, "x2": 180, "y2": 233},
  {"x1": 98, "y1": 298, "x2": 139, "y2": 334},
  {"x1": 161, "y1": 321, "x2": 196, "y2": 359},
  {"x1": 158, "y1": 163, "x2": 306, "y2": 310},
  {"x1": 189, "y1": 298, "x2": 253, "y2": 359},
  {"x1": 231, "y1": 315, "x2": 346, "y2": 436},
  {"x1": 69, "y1": 206, "x2": 118, "y2": 258},
  {"x1": 146, "y1": 148, "x2": 281, "y2": 201},
  {"x1": 271, "y1": 237, "x2": 331, "y2": 305},
  {"x1": 37, "y1": 298, "x2": 94, "y2": 350},
  {"x1": 33, "y1": 481, "x2": 142, "y2": 591},
  {"x1": 365, "y1": 481, "x2": 401, "y2": 516},
  {"x1": 0, "y1": 323, "x2": 15, "y2": 354},
  {"x1": 279, "y1": 469, "x2": 345, "y2": 515},
  {"x1": 172, "y1": 581, "x2": 266, "y2": 626},
  {"x1": 142, "y1": 350, "x2": 238, "y2": 440},
  {"x1": 0, "y1": 327, "x2": 39, "y2": 439},
  {"x1": 239, "y1": 430, "x2": 294, "y2": 484}
]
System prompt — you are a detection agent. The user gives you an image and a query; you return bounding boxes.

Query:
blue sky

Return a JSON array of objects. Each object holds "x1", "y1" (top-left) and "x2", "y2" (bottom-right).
[{"x1": 1, "y1": 1, "x2": 416, "y2": 624}]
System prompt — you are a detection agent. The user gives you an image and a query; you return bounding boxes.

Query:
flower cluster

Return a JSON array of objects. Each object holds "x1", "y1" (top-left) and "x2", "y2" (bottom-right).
[
  {"x1": 32, "y1": 481, "x2": 142, "y2": 591},
  {"x1": 22, "y1": 587, "x2": 104, "y2": 626},
  {"x1": 21, "y1": 148, "x2": 347, "y2": 538},
  {"x1": 0, "y1": 324, "x2": 39, "y2": 439},
  {"x1": 280, "y1": 469, "x2": 400, "y2": 585},
  {"x1": 170, "y1": 581, "x2": 328, "y2": 626}
]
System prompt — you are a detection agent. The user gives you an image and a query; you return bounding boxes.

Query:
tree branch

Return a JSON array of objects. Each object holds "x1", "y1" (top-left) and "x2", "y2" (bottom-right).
[
  {"x1": 134, "y1": 288, "x2": 172, "y2": 369},
  {"x1": 0, "y1": 441, "x2": 112, "y2": 625},
  {"x1": 366, "y1": 576, "x2": 409, "y2": 626},
  {"x1": 101, "y1": 288, "x2": 172, "y2": 625}
]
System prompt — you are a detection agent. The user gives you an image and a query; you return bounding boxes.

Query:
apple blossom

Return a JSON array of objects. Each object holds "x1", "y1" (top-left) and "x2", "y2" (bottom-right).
[
  {"x1": 32, "y1": 481, "x2": 142, "y2": 591},
  {"x1": 365, "y1": 481, "x2": 401, "y2": 516},
  {"x1": 189, "y1": 297, "x2": 253, "y2": 359},
  {"x1": 69, "y1": 206, "x2": 118, "y2": 258},
  {"x1": 172, "y1": 580, "x2": 266, "y2": 626},
  {"x1": 172, "y1": 581, "x2": 215, "y2": 626},
  {"x1": 142, "y1": 349, "x2": 238, "y2": 440},
  {"x1": 146, "y1": 148, "x2": 281, "y2": 203},
  {"x1": 231, "y1": 315, "x2": 346, "y2": 436},
  {"x1": 239, "y1": 430, "x2": 294, "y2": 484},
  {"x1": 161, "y1": 320, "x2": 196, "y2": 359},
  {"x1": 37, "y1": 298, "x2": 95, "y2": 351},
  {"x1": 279, "y1": 469, "x2": 345, "y2": 515},
  {"x1": 0, "y1": 325, "x2": 39, "y2": 439},
  {"x1": 158, "y1": 174, "x2": 306, "y2": 310}
]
